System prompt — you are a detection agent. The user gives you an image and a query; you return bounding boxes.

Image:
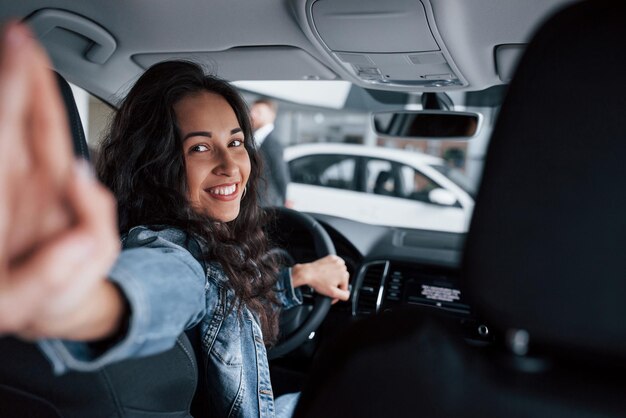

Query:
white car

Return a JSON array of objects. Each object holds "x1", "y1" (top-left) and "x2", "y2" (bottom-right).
[{"x1": 285, "y1": 143, "x2": 475, "y2": 232}]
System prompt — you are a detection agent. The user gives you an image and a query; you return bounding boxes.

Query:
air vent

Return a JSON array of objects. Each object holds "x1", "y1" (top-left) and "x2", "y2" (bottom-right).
[
  {"x1": 383, "y1": 269, "x2": 404, "y2": 307},
  {"x1": 353, "y1": 261, "x2": 389, "y2": 316}
]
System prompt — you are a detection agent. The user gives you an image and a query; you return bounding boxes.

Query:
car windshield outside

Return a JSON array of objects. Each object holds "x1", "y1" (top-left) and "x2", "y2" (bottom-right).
[
  {"x1": 75, "y1": 80, "x2": 501, "y2": 233},
  {"x1": 235, "y1": 80, "x2": 500, "y2": 232}
]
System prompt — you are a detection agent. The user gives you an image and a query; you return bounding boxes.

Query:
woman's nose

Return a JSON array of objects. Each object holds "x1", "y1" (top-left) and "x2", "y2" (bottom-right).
[{"x1": 212, "y1": 149, "x2": 238, "y2": 176}]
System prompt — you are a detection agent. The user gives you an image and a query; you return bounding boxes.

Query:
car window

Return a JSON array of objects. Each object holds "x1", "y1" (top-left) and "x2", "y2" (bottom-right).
[
  {"x1": 289, "y1": 154, "x2": 357, "y2": 191},
  {"x1": 69, "y1": 84, "x2": 114, "y2": 161},
  {"x1": 430, "y1": 164, "x2": 476, "y2": 197},
  {"x1": 398, "y1": 165, "x2": 438, "y2": 202},
  {"x1": 366, "y1": 159, "x2": 439, "y2": 202},
  {"x1": 365, "y1": 159, "x2": 394, "y2": 196}
]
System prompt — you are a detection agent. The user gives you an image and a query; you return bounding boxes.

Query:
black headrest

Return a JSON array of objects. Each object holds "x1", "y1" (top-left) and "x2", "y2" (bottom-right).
[
  {"x1": 54, "y1": 72, "x2": 90, "y2": 161},
  {"x1": 463, "y1": 0, "x2": 626, "y2": 358}
]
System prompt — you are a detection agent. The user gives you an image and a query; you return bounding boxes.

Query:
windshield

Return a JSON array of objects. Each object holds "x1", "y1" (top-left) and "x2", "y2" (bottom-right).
[
  {"x1": 234, "y1": 81, "x2": 499, "y2": 232},
  {"x1": 77, "y1": 80, "x2": 497, "y2": 233}
]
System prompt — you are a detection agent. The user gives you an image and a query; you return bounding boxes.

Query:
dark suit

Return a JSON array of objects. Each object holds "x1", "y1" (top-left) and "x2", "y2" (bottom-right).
[{"x1": 258, "y1": 130, "x2": 290, "y2": 207}]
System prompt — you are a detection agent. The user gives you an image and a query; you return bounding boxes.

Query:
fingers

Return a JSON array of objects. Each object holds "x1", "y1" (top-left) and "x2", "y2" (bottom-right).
[
  {"x1": 293, "y1": 254, "x2": 351, "y2": 302},
  {"x1": 0, "y1": 22, "x2": 74, "y2": 262},
  {"x1": 29, "y1": 31, "x2": 72, "y2": 188},
  {"x1": 0, "y1": 227, "x2": 96, "y2": 334},
  {"x1": 325, "y1": 256, "x2": 350, "y2": 301},
  {"x1": 0, "y1": 22, "x2": 35, "y2": 263},
  {"x1": 67, "y1": 160, "x2": 120, "y2": 269},
  {"x1": 327, "y1": 286, "x2": 351, "y2": 302},
  {"x1": 0, "y1": 22, "x2": 33, "y2": 140},
  {"x1": 0, "y1": 22, "x2": 121, "y2": 341},
  {"x1": 0, "y1": 21, "x2": 71, "y2": 179},
  {"x1": 327, "y1": 267, "x2": 351, "y2": 304},
  {"x1": 0, "y1": 162, "x2": 120, "y2": 338},
  {"x1": 28, "y1": 165, "x2": 120, "y2": 340}
]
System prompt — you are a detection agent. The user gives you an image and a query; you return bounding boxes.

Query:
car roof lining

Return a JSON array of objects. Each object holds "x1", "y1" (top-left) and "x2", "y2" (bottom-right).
[{"x1": 0, "y1": 0, "x2": 578, "y2": 101}]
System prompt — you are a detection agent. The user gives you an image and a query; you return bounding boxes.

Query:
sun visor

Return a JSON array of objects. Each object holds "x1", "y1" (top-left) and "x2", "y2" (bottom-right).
[{"x1": 132, "y1": 47, "x2": 337, "y2": 81}]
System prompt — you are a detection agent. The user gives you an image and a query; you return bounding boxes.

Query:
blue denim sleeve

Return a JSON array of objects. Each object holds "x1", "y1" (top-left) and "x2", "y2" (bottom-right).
[
  {"x1": 38, "y1": 226, "x2": 206, "y2": 374},
  {"x1": 275, "y1": 267, "x2": 303, "y2": 310}
]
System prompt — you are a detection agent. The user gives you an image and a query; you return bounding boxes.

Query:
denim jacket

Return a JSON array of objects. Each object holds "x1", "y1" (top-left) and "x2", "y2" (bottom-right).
[{"x1": 38, "y1": 226, "x2": 302, "y2": 418}]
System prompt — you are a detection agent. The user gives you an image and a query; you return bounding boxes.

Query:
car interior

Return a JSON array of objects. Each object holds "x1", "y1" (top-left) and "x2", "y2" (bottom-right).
[
  {"x1": 1, "y1": 0, "x2": 625, "y2": 417},
  {"x1": 295, "y1": 2, "x2": 626, "y2": 417}
]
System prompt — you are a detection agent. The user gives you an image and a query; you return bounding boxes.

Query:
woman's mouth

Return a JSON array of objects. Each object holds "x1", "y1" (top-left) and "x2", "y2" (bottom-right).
[
  {"x1": 204, "y1": 183, "x2": 240, "y2": 201},
  {"x1": 207, "y1": 184, "x2": 237, "y2": 196}
]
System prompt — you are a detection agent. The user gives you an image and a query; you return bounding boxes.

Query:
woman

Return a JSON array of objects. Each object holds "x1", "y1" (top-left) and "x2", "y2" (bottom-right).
[
  {"x1": 1, "y1": 23, "x2": 343, "y2": 416},
  {"x1": 96, "y1": 60, "x2": 347, "y2": 417}
]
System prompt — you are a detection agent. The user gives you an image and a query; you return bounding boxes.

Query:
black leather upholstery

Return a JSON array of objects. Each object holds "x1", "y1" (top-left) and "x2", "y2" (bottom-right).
[
  {"x1": 294, "y1": 1, "x2": 626, "y2": 417},
  {"x1": 0, "y1": 73, "x2": 199, "y2": 417},
  {"x1": 0, "y1": 336, "x2": 198, "y2": 418},
  {"x1": 463, "y1": 0, "x2": 626, "y2": 359}
]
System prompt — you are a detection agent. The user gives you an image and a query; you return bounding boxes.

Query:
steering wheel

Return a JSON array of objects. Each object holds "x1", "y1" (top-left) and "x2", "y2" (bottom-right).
[{"x1": 265, "y1": 207, "x2": 335, "y2": 360}]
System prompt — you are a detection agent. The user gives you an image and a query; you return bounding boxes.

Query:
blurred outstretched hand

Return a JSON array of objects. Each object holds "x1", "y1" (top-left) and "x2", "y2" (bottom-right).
[{"x1": 0, "y1": 22, "x2": 121, "y2": 340}]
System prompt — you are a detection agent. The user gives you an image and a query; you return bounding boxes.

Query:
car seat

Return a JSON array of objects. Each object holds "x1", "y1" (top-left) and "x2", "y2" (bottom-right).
[
  {"x1": 293, "y1": 1, "x2": 626, "y2": 417},
  {"x1": 0, "y1": 73, "x2": 199, "y2": 418}
]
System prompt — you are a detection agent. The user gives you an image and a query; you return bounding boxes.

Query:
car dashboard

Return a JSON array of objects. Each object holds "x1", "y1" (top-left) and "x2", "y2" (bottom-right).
[
  {"x1": 311, "y1": 213, "x2": 491, "y2": 344},
  {"x1": 269, "y1": 210, "x2": 491, "y2": 396}
]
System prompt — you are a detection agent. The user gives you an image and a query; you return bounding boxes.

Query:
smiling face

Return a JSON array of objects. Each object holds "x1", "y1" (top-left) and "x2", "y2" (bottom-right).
[{"x1": 175, "y1": 91, "x2": 251, "y2": 222}]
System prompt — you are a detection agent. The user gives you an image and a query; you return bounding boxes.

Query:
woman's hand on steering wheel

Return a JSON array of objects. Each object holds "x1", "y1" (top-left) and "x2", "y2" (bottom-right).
[{"x1": 291, "y1": 255, "x2": 350, "y2": 304}]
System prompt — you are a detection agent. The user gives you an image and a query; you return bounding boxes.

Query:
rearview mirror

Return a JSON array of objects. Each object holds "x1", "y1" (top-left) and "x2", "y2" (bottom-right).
[{"x1": 372, "y1": 110, "x2": 480, "y2": 139}]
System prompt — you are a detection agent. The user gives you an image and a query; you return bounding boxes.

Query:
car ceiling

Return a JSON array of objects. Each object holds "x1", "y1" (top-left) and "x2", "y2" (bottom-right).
[{"x1": 0, "y1": 0, "x2": 576, "y2": 105}]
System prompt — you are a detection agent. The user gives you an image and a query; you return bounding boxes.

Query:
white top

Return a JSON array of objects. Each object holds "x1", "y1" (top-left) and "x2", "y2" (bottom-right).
[{"x1": 254, "y1": 123, "x2": 274, "y2": 147}]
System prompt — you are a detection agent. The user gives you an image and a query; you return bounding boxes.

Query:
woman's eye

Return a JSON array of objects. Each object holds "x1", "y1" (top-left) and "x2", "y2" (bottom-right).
[
  {"x1": 230, "y1": 139, "x2": 244, "y2": 147},
  {"x1": 190, "y1": 144, "x2": 209, "y2": 153}
]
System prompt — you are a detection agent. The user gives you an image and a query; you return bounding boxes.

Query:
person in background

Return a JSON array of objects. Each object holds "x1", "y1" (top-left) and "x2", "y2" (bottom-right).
[{"x1": 250, "y1": 98, "x2": 292, "y2": 207}]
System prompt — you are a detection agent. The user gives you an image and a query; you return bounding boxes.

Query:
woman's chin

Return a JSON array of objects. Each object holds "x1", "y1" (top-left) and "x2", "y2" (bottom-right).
[
  {"x1": 191, "y1": 197, "x2": 241, "y2": 223},
  {"x1": 205, "y1": 207, "x2": 241, "y2": 223}
]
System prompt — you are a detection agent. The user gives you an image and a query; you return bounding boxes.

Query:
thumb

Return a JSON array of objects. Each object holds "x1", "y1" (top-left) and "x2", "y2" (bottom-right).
[{"x1": 327, "y1": 287, "x2": 350, "y2": 302}]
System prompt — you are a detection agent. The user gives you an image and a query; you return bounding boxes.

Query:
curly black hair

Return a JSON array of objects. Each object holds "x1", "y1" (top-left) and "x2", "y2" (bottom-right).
[{"x1": 96, "y1": 60, "x2": 279, "y2": 343}]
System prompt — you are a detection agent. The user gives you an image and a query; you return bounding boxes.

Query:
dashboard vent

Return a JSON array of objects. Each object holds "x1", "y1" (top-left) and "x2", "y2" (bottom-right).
[
  {"x1": 383, "y1": 268, "x2": 404, "y2": 306},
  {"x1": 353, "y1": 261, "x2": 388, "y2": 316}
]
